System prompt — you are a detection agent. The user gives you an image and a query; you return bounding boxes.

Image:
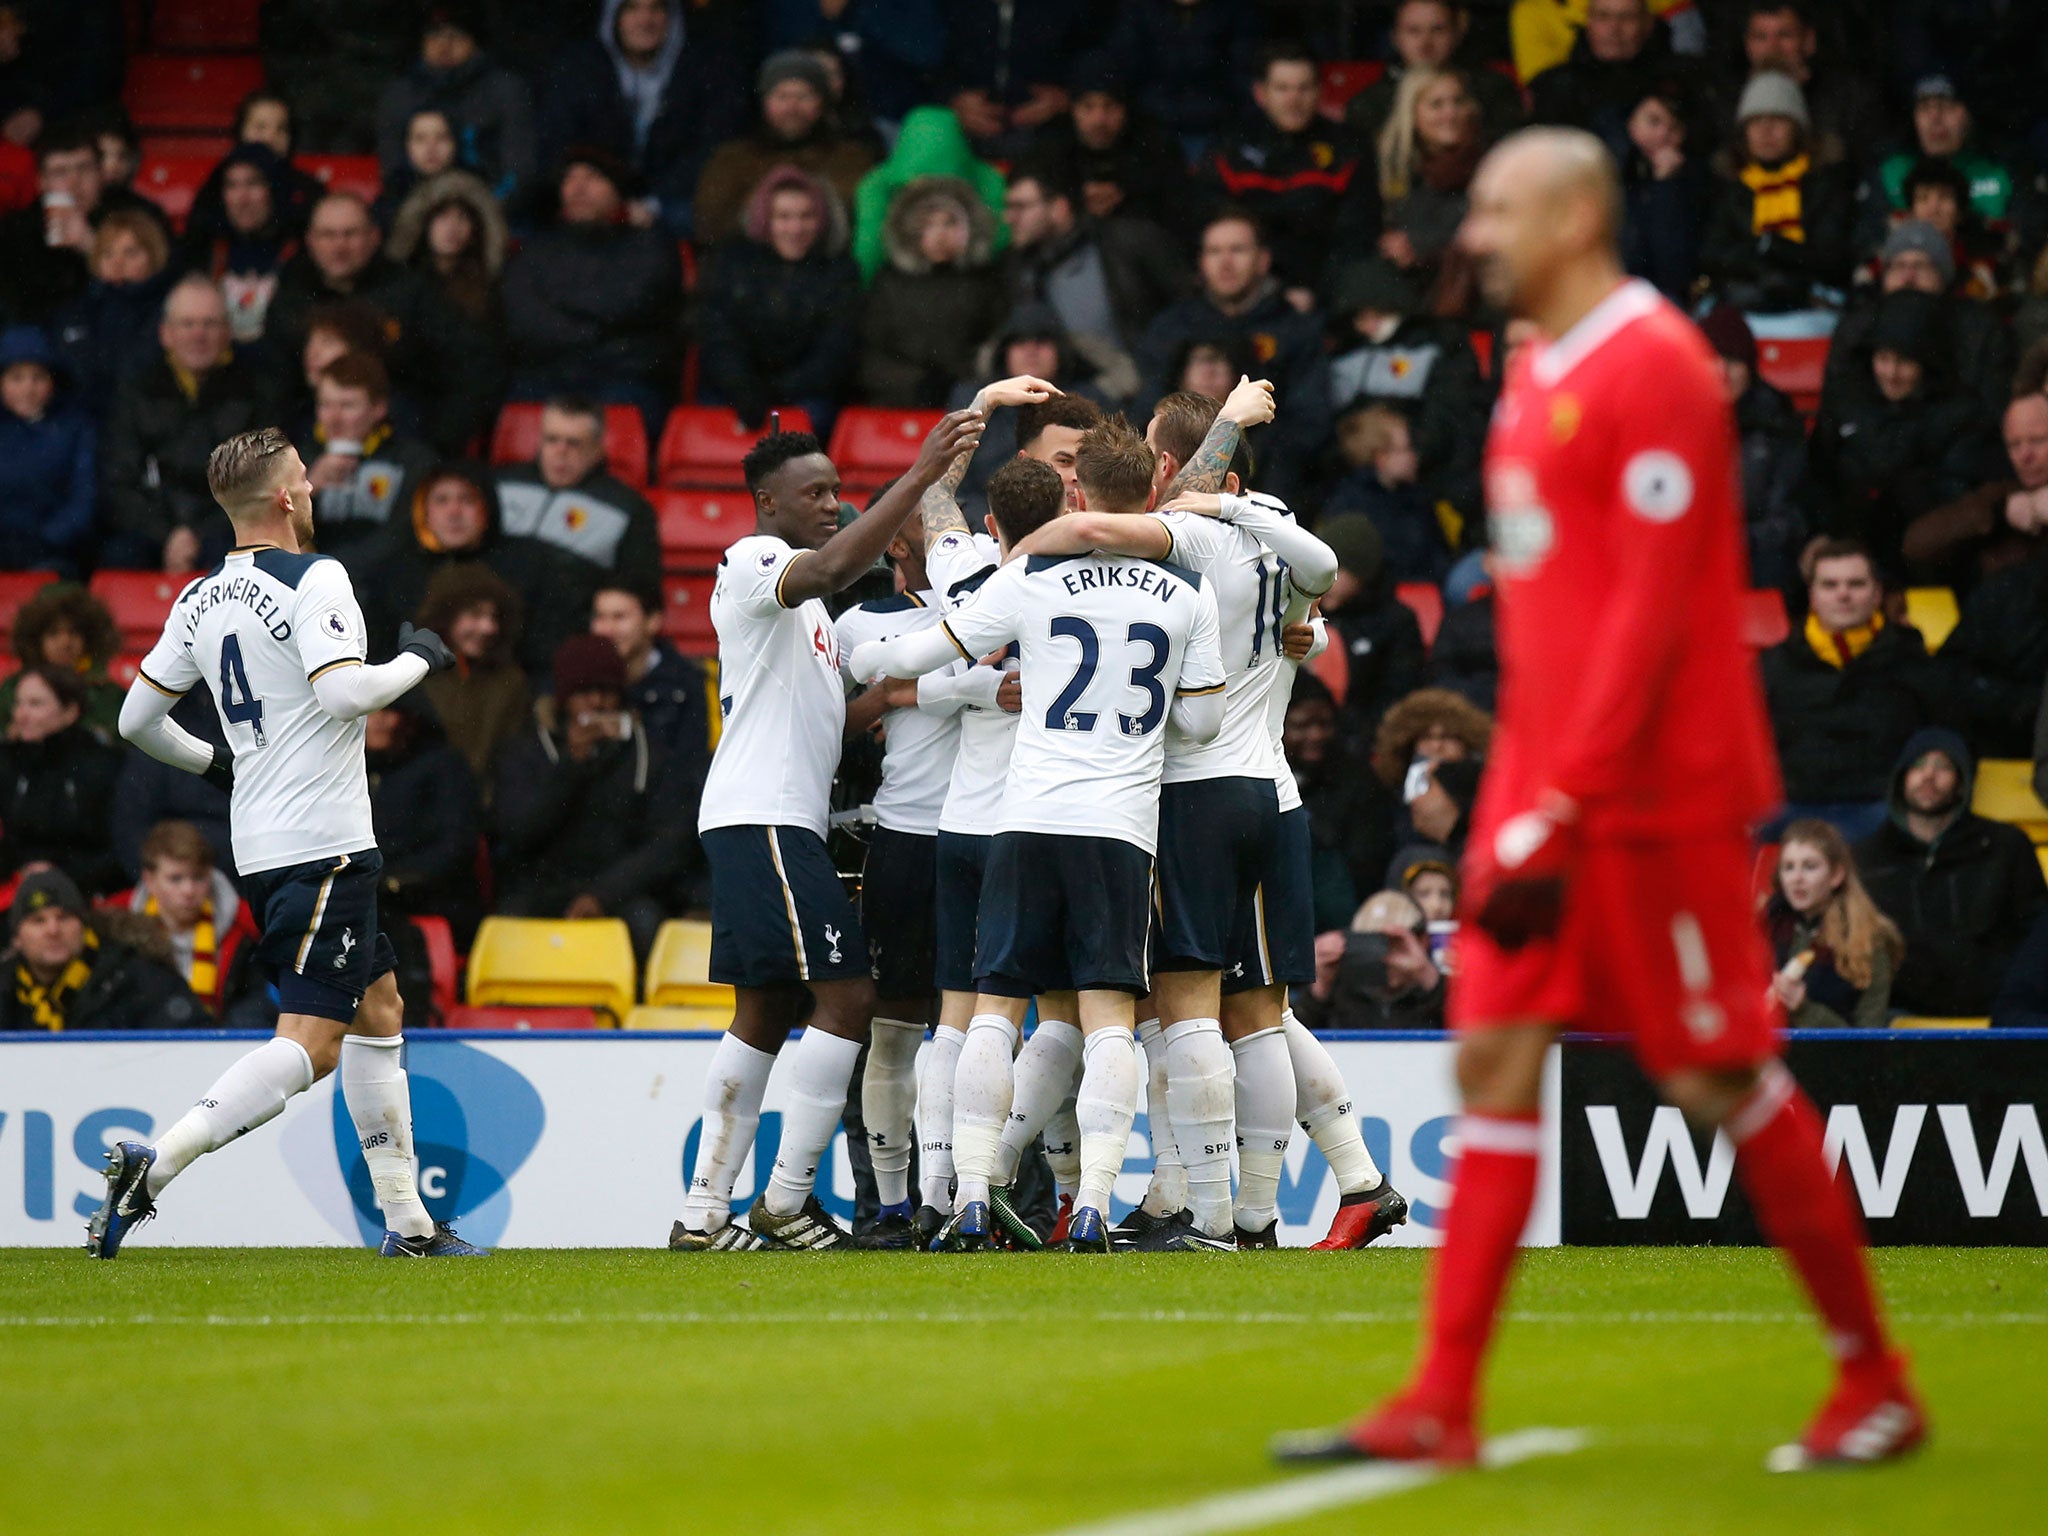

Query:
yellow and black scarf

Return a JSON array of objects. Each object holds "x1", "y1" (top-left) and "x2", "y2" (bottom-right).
[
  {"x1": 13, "y1": 930, "x2": 98, "y2": 1032},
  {"x1": 144, "y1": 893, "x2": 218, "y2": 1005},
  {"x1": 1742, "y1": 154, "x2": 1811, "y2": 241},
  {"x1": 1806, "y1": 609, "x2": 1884, "y2": 669}
]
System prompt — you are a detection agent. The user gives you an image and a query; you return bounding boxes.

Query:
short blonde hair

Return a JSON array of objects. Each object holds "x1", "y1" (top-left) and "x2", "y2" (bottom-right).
[
  {"x1": 207, "y1": 427, "x2": 295, "y2": 510},
  {"x1": 93, "y1": 208, "x2": 169, "y2": 275}
]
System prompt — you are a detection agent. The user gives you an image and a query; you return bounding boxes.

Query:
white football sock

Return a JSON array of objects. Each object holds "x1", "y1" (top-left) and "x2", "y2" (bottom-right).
[
  {"x1": 1284, "y1": 1008, "x2": 1383, "y2": 1194},
  {"x1": 995, "y1": 1018, "x2": 1081, "y2": 1185},
  {"x1": 147, "y1": 1036, "x2": 315, "y2": 1197},
  {"x1": 765, "y1": 1027, "x2": 862, "y2": 1216},
  {"x1": 1136, "y1": 1016, "x2": 1186, "y2": 1216},
  {"x1": 863, "y1": 1019, "x2": 923, "y2": 1208},
  {"x1": 1230, "y1": 1026, "x2": 1294, "y2": 1232},
  {"x1": 949, "y1": 1013, "x2": 1018, "y2": 1210},
  {"x1": 1074, "y1": 1026, "x2": 1139, "y2": 1215},
  {"x1": 340, "y1": 1034, "x2": 434, "y2": 1239},
  {"x1": 1165, "y1": 1017, "x2": 1236, "y2": 1237},
  {"x1": 681, "y1": 1033, "x2": 776, "y2": 1233},
  {"x1": 1045, "y1": 1094, "x2": 1081, "y2": 1200},
  {"x1": 917, "y1": 1024, "x2": 966, "y2": 1212}
]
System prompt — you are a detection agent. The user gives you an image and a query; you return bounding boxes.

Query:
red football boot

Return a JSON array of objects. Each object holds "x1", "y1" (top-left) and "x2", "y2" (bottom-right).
[
  {"x1": 1271, "y1": 1390, "x2": 1479, "y2": 1467},
  {"x1": 1767, "y1": 1356, "x2": 1927, "y2": 1472},
  {"x1": 1309, "y1": 1184, "x2": 1410, "y2": 1250}
]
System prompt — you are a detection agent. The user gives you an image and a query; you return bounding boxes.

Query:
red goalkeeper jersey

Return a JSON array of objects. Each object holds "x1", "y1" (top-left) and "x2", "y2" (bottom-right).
[{"x1": 1478, "y1": 279, "x2": 1781, "y2": 843}]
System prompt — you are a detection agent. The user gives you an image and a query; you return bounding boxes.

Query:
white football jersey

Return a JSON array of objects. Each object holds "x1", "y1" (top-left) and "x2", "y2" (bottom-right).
[
  {"x1": 940, "y1": 552, "x2": 1225, "y2": 853},
  {"x1": 926, "y1": 529, "x2": 1017, "y2": 837},
  {"x1": 834, "y1": 590, "x2": 960, "y2": 834},
  {"x1": 1154, "y1": 497, "x2": 1290, "y2": 785},
  {"x1": 136, "y1": 546, "x2": 375, "y2": 874},
  {"x1": 700, "y1": 534, "x2": 846, "y2": 836},
  {"x1": 1268, "y1": 575, "x2": 1317, "y2": 814}
]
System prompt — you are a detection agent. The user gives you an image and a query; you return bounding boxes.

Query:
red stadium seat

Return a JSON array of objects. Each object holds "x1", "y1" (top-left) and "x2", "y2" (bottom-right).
[
  {"x1": 656, "y1": 405, "x2": 813, "y2": 488},
  {"x1": 136, "y1": 155, "x2": 216, "y2": 230},
  {"x1": 139, "y1": 132, "x2": 233, "y2": 162},
  {"x1": 0, "y1": 571, "x2": 57, "y2": 642},
  {"x1": 653, "y1": 489, "x2": 753, "y2": 571},
  {"x1": 442, "y1": 1005, "x2": 602, "y2": 1031},
  {"x1": 298, "y1": 154, "x2": 382, "y2": 206},
  {"x1": 1469, "y1": 327, "x2": 1495, "y2": 379},
  {"x1": 662, "y1": 574, "x2": 718, "y2": 656},
  {"x1": 90, "y1": 571, "x2": 190, "y2": 652},
  {"x1": 410, "y1": 915, "x2": 460, "y2": 1018},
  {"x1": 1742, "y1": 587, "x2": 1791, "y2": 649},
  {"x1": 107, "y1": 655, "x2": 145, "y2": 688},
  {"x1": 1756, "y1": 336, "x2": 1828, "y2": 419},
  {"x1": 150, "y1": 0, "x2": 263, "y2": 49},
  {"x1": 1396, "y1": 581, "x2": 1445, "y2": 650},
  {"x1": 1309, "y1": 619, "x2": 1349, "y2": 703},
  {"x1": 123, "y1": 55, "x2": 265, "y2": 132},
  {"x1": 1319, "y1": 60, "x2": 1384, "y2": 120},
  {"x1": 828, "y1": 407, "x2": 944, "y2": 490},
  {"x1": 489, "y1": 403, "x2": 651, "y2": 485}
]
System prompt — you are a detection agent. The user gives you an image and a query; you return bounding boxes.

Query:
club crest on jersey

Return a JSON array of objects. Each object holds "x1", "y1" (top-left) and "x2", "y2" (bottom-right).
[
  {"x1": 1549, "y1": 394, "x2": 1582, "y2": 444},
  {"x1": 824, "y1": 925, "x2": 843, "y2": 963},
  {"x1": 1486, "y1": 462, "x2": 1555, "y2": 575}
]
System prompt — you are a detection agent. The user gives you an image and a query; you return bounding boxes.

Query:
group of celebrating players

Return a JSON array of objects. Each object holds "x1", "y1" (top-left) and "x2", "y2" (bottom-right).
[{"x1": 87, "y1": 126, "x2": 1926, "y2": 1475}]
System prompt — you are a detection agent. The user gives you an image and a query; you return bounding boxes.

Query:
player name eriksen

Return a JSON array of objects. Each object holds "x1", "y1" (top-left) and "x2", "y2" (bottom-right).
[
  {"x1": 180, "y1": 574, "x2": 294, "y2": 641},
  {"x1": 1057, "y1": 563, "x2": 1183, "y2": 601}
]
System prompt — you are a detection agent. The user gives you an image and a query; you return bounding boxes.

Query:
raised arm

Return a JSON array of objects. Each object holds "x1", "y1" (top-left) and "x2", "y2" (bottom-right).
[
  {"x1": 1161, "y1": 375, "x2": 1276, "y2": 501},
  {"x1": 921, "y1": 375, "x2": 1060, "y2": 549},
  {"x1": 780, "y1": 410, "x2": 987, "y2": 604},
  {"x1": 1010, "y1": 511, "x2": 1172, "y2": 563},
  {"x1": 847, "y1": 622, "x2": 971, "y2": 685}
]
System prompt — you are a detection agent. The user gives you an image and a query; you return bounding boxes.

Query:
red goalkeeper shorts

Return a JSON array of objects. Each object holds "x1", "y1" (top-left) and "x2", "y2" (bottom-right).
[{"x1": 1451, "y1": 831, "x2": 1779, "y2": 1078}]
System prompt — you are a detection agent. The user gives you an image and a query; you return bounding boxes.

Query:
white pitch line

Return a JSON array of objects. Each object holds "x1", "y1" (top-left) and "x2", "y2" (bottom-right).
[{"x1": 1034, "y1": 1427, "x2": 1591, "y2": 1536}]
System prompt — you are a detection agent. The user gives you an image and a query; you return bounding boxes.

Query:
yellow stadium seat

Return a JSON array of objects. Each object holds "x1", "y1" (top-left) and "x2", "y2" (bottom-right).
[
  {"x1": 1905, "y1": 587, "x2": 1960, "y2": 653},
  {"x1": 1890, "y1": 1016, "x2": 1991, "y2": 1030},
  {"x1": 466, "y1": 917, "x2": 637, "y2": 1022},
  {"x1": 624, "y1": 1004, "x2": 731, "y2": 1032},
  {"x1": 1971, "y1": 759, "x2": 2048, "y2": 841},
  {"x1": 644, "y1": 919, "x2": 735, "y2": 1009},
  {"x1": 2038, "y1": 847, "x2": 2048, "y2": 883}
]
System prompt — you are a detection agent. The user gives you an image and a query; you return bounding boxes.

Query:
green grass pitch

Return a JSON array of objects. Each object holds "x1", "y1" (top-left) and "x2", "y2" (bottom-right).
[{"x1": 2, "y1": 1246, "x2": 2041, "y2": 1535}]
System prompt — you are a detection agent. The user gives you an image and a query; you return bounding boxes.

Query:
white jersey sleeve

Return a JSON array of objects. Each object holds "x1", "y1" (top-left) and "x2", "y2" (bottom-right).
[
  {"x1": 936, "y1": 560, "x2": 1027, "y2": 663},
  {"x1": 137, "y1": 583, "x2": 204, "y2": 696},
  {"x1": 292, "y1": 558, "x2": 371, "y2": 681},
  {"x1": 926, "y1": 529, "x2": 999, "y2": 607},
  {"x1": 1177, "y1": 578, "x2": 1226, "y2": 697},
  {"x1": 723, "y1": 534, "x2": 813, "y2": 618}
]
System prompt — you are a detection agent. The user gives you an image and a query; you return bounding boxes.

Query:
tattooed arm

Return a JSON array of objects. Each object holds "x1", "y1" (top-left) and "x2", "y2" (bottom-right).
[
  {"x1": 1161, "y1": 375, "x2": 1276, "y2": 500},
  {"x1": 922, "y1": 373, "x2": 1061, "y2": 552}
]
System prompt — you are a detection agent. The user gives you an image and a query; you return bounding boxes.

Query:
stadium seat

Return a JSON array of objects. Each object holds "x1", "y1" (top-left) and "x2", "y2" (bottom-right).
[
  {"x1": 624, "y1": 1004, "x2": 731, "y2": 1031},
  {"x1": 466, "y1": 916, "x2": 637, "y2": 1022},
  {"x1": 662, "y1": 574, "x2": 718, "y2": 656},
  {"x1": 644, "y1": 919, "x2": 734, "y2": 1010},
  {"x1": 1318, "y1": 60, "x2": 1384, "y2": 119},
  {"x1": 1889, "y1": 1016, "x2": 1990, "y2": 1030},
  {"x1": 1396, "y1": 582, "x2": 1445, "y2": 650},
  {"x1": 1905, "y1": 586, "x2": 1959, "y2": 653},
  {"x1": 0, "y1": 571, "x2": 56, "y2": 641},
  {"x1": 149, "y1": 0, "x2": 262, "y2": 49},
  {"x1": 1309, "y1": 618, "x2": 1349, "y2": 703},
  {"x1": 107, "y1": 655, "x2": 144, "y2": 688},
  {"x1": 489, "y1": 402, "x2": 651, "y2": 485},
  {"x1": 443, "y1": 1004, "x2": 603, "y2": 1031},
  {"x1": 299, "y1": 154, "x2": 382, "y2": 206},
  {"x1": 1971, "y1": 759, "x2": 2048, "y2": 841},
  {"x1": 140, "y1": 132, "x2": 233, "y2": 162},
  {"x1": 90, "y1": 571, "x2": 189, "y2": 652},
  {"x1": 136, "y1": 154, "x2": 215, "y2": 230},
  {"x1": 656, "y1": 405, "x2": 813, "y2": 488},
  {"x1": 1741, "y1": 587, "x2": 1790, "y2": 649},
  {"x1": 2038, "y1": 845, "x2": 2048, "y2": 884},
  {"x1": 1756, "y1": 336, "x2": 1828, "y2": 419},
  {"x1": 1469, "y1": 327, "x2": 1495, "y2": 379},
  {"x1": 653, "y1": 490, "x2": 751, "y2": 571},
  {"x1": 411, "y1": 914, "x2": 459, "y2": 1018},
  {"x1": 827, "y1": 407, "x2": 943, "y2": 490},
  {"x1": 123, "y1": 55, "x2": 265, "y2": 132}
]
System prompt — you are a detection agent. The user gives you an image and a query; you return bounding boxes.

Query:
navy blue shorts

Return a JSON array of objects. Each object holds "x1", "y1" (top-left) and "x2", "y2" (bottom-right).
[
  {"x1": 933, "y1": 830, "x2": 991, "y2": 994},
  {"x1": 1153, "y1": 775, "x2": 1279, "y2": 973},
  {"x1": 1225, "y1": 803, "x2": 1318, "y2": 994},
  {"x1": 861, "y1": 826, "x2": 937, "y2": 1001},
  {"x1": 704, "y1": 824, "x2": 870, "y2": 988},
  {"x1": 975, "y1": 830, "x2": 1153, "y2": 997},
  {"x1": 245, "y1": 848, "x2": 399, "y2": 1023}
]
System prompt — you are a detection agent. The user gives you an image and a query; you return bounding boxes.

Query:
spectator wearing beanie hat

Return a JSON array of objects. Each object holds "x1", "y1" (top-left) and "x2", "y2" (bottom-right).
[
  {"x1": 0, "y1": 867, "x2": 205, "y2": 1032},
  {"x1": 376, "y1": 3, "x2": 538, "y2": 214},
  {"x1": 691, "y1": 49, "x2": 876, "y2": 246},
  {"x1": 1026, "y1": 53, "x2": 1193, "y2": 237},
  {"x1": 1699, "y1": 303, "x2": 1807, "y2": 592},
  {"x1": 1700, "y1": 70, "x2": 1853, "y2": 312},
  {"x1": 492, "y1": 632, "x2": 700, "y2": 961}
]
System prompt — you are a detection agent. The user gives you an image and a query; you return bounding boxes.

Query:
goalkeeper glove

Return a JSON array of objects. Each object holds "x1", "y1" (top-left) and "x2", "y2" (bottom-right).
[{"x1": 1468, "y1": 791, "x2": 1579, "y2": 950}]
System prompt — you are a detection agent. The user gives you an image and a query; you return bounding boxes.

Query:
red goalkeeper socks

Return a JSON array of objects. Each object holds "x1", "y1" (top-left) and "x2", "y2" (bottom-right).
[
  {"x1": 1408, "y1": 1111, "x2": 1544, "y2": 1418},
  {"x1": 1731, "y1": 1062, "x2": 1893, "y2": 1383}
]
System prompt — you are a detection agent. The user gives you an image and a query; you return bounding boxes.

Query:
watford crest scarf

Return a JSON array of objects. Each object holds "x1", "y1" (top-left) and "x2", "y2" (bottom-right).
[{"x1": 1742, "y1": 154, "x2": 1812, "y2": 241}]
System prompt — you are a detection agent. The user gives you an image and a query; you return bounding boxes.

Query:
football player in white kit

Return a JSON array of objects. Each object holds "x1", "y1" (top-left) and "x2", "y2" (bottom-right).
[
  {"x1": 91, "y1": 427, "x2": 477, "y2": 1258},
  {"x1": 670, "y1": 410, "x2": 982, "y2": 1251}
]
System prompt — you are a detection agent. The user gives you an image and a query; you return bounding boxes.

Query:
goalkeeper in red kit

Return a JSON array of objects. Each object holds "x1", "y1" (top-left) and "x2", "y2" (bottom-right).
[{"x1": 1275, "y1": 130, "x2": 1926, "y2": 1472}]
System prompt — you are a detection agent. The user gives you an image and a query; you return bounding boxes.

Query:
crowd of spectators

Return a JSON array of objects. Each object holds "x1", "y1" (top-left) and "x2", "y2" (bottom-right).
[{"x1": 10, "y1": 0, "x2": 2048, "y2": 1028}]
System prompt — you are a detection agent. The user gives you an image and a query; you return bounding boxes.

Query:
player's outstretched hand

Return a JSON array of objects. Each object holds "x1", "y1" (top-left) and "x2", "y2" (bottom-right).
[
  {"x1": 397, "y1": 621, "x2": 456, "y2": 673},
  {"x1": 978, "y1": 375, "x2": 1062, "y2": 409},
  {"x1": 1467, "y1": 795, "x2": 1579, "y2": 950},
  {"x1": 848, "y1": 640, "x2": 888, "y2": 684},
  {"x1": 1280, "y1": 622, "x2": 1317, "y2": 660},
  {"x1": 911, "y1": 409, "x2": 986, "y2": 484},
  {"x1": 1221, "y1": 374, "x2": 1276, "y2": 429},
  {"x1": 1162, "y1": 491, "x2": 1225, "y2": 519}
]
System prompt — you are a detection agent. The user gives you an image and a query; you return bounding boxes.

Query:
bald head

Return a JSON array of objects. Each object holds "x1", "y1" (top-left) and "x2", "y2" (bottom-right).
[
  {"x1": 1490, "y1": 129, "x2": 1622, "y2": 240},
  {"x1": 1459, "y1": 128, "x2": 1624, "y2": 319}
]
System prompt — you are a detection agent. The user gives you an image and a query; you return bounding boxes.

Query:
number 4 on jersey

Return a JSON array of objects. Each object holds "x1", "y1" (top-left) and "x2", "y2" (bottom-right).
[{"x1": 219, "y1": 633, "x2": 267, "y2": 747}]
